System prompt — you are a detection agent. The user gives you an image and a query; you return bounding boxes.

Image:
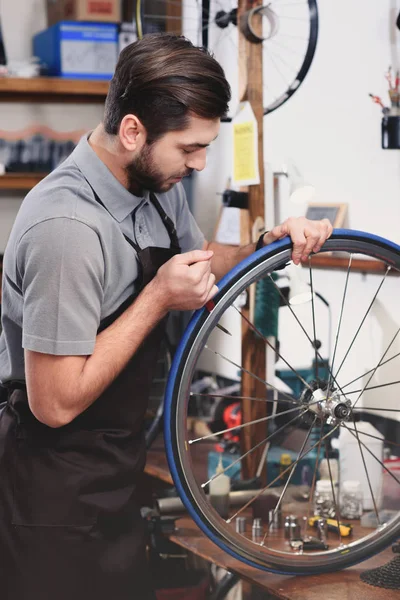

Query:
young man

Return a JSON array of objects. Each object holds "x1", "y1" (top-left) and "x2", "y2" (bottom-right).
[{"x1": 0, "y1": 34, "x2": 332, "y2": 599}]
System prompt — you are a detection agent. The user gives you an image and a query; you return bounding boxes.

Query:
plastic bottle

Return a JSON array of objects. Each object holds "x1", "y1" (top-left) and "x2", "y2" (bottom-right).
[
  {"x1": 313, "y1": 479, "x2": 335, "y2": 518},
  {"x1": 209, "y1": 455, "x2": 231, "y2": 519},
  {"x1": 340, "y1": 480, "x2": 363, "y2": 519},
  {"x1": 279, "y1": 453, "x2": 292, "y2": 482},
  {"x1": 319, "y1": 458, "x2": 339, "y2": 484},
  {"x1": 338, "y1": 423, "x2": 383, "y2": 510}
]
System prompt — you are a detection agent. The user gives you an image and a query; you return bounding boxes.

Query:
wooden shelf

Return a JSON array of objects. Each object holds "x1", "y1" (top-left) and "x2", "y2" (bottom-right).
[
  {"x1": 0, "y1": 173, "x2": 47, "y2": 190},
  {"x1": 311, "y1": 253, "x2": 398, "y2": 274},
  {"x1": 0, "y1": 77, "x2": 109, "y2": 103}
]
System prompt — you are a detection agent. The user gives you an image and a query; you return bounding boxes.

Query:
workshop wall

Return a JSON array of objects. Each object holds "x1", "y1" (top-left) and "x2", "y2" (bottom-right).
[
  {"x1": 191, "y1": 0, "x2": 400, "y2": 422},
  {"x1": 193, "y1": 0, "x2": 400, "y2": 242}
]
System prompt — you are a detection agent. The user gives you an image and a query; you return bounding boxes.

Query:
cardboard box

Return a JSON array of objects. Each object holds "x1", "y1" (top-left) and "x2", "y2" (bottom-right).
[
  {"x1": 47, "y1": 0, "x2": 121, "y2": 25},
  {"x1": 33, "y1": 21, "x2": 118, "y2": 79}
]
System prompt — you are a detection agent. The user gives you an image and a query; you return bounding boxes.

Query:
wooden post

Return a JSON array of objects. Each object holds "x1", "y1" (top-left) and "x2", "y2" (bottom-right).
[{"x1": 238, "y1": 0, "x2": 268, "y2": 482}]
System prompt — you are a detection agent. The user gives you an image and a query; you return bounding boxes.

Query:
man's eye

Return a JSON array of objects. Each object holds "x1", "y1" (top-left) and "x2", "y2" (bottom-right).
[{"x1": 182, "y1": 149, "x2": 195, "y2": 154}]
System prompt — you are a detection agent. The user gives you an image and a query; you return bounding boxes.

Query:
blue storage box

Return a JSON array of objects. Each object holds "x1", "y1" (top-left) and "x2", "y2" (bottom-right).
[{"x1": 33, "y1": 21, "x2": 118, "y2": 79}]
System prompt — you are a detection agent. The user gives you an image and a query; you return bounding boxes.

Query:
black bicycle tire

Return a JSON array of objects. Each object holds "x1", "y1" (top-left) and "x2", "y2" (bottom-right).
[
  {"x1": 135, "y1": 0, "x2": 319, "y2": 116},
  {"x1": 164, "y1": 229, "x2": 400, "y2": 575},
  {"x1": 264, "y1": 0, "x2": 319, "y2": 116}
]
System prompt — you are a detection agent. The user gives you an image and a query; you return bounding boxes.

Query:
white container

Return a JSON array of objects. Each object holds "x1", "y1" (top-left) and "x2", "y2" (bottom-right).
[
  {"x1": 314, "y1": 479, "x2": 335, "y2": 518},
  {"x1": 319, "y1": 458, "x2": 339, "y2": 483},
  {"x1": 209, "y1": 455, "x2": 231, "y2": 519},
  {"x1": 338, "y1": 422, "x2": 383, "y2": 510},
  {"x1": 340, "y1": 480, "x2": 363, "y2": 519}
]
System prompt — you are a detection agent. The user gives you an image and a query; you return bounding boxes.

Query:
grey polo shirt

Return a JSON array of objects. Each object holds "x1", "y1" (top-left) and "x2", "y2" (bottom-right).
[{"x1": 0, "y1": 134, "x2": 205, "y2": 384}]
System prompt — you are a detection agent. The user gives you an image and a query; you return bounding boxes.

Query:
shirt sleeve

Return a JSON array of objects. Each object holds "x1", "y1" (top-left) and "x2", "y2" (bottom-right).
[
  {"x1": 174, "y1": 184, "x2": 205, "y2": 252},
  {"x1": 17, "y1": 217, "x2": 104, "y2": 356}
]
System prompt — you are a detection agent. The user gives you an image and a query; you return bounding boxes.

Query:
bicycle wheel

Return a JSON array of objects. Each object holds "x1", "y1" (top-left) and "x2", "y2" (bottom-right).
[
  {"x1": 135, "y1": 0, "x2": 318, "y2": 116},
  {"x1": 164, "y1": 229, "x2": 400, "y2": 575}
]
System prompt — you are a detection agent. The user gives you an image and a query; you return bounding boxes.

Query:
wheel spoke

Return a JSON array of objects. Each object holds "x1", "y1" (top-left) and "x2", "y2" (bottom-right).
[
  {"x1": 305, "y1": 421, "x2": 324, "y2": 537},
  {"x1": 340, "y1": 351, "x2": 400, "y2": 390},
  {"x1": 343, "y1": 426, "x2": 400, "y2": 449},
  {"x1": 342, "y1": 423, "x2": 400, "y2": 486},
  {"x1": 269, "y1": 38, "x2": 304, "y2": 56},
  {"x1": 189, "y1": 404, "x2": 304, "y2": 444},
  {"x1": 349, "y1": 419, "x2": 381, "y2": 525},
  {"x1": 255, "y1": 389, "x2": 279, "y2": 478},
  {"x1": 269, "y1": 274, "x2": 345, "y2": 394},
  {"x1": 274, "y1": 16, "x2": 311, "y2": 21},
  {"x1": 352, "y1": 406, "x2": 400, "y2": 413},
  {"x1": 191, "y1": 391, "x2": 299, "y2": 405},
  {"x1": 351, "y1": 327, "x2": 400, "y2": 410},
  {"x1": 341, "y1": 380, "x2": 400, "y2": 395},
  {"x1": 204, "y1": 344, "x2": 297, "y2": 404},
  {"x1": 202, "y1": 411, "x2": 307, "y2": 488},
  {"x1": 262, "y1": 45, "x2": 290, "y2": 86},
  {"x1": 322, "y1": 440, "x2": 342, "y2": 544},
  {"x1": 278, "y1": 34, "x2": 310, "y2": 40},
  {"x1": 232, "y1": 304, "x2": 313, "y2": 390},
  {"x1": 334, "y1": 267, "x2": 390, "y2": 381},
  {"x1": 262, "y1": 415, "x2": 317, "y2": 547},
  {"x1": 228, "y1": 424, "x2": 340, "y2": 523},
  {"x1": 264, "y1": 45, "x2": 300, "y2": 75},
  {"x1": 327, "y1": 255, "x2": 353, "y2": 393},
  {"x1": 308, "y1": 258, "x2": 319, "y2": 378}
]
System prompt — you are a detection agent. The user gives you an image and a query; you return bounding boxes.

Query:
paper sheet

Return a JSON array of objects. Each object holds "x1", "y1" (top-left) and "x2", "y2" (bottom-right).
[
  {"x1": 231, "y1": 101, "x2": 260, "y2": 187},
  {"x1": 215, "y1": 207, "x2": 241, "y2": 245}
]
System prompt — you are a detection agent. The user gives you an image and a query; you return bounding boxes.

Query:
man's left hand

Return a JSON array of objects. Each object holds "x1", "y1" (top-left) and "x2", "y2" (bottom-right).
[{"x1": 262, "y1": 217, "x2": 333, "y2": 265}]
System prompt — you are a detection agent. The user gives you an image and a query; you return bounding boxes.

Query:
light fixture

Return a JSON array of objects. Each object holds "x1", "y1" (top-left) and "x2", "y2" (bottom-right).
[
  {"x1": 272, "y1": 159, "x2": 316, "y2": 225},
  {"x1": 286, "y1": 160, "x2": 316, "y2": 205}
]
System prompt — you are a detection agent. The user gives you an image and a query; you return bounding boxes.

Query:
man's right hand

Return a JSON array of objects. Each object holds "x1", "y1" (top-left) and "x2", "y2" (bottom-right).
[{"x1": 151, "y1": 249, "x2": 218, "y2": 311}]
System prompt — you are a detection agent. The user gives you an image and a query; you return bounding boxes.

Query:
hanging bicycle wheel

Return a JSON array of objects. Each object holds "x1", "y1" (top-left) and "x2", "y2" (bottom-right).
[
  {"x1": 135, "y1": 0, "x2": 318, "y2": 116},
  {"x1": 164, "y1": 230, "x2": 400, "y2": 575}
]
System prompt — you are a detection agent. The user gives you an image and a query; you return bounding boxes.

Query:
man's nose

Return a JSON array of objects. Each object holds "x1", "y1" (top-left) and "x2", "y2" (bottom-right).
[{"x1": 186, "y1": 148, "x2": 207, "y2": 172}]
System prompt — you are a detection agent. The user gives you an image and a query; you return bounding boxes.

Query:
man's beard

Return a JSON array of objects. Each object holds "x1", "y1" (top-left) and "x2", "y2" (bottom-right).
[{"x1": 125, "y1": 143, "x2": 191, "y2": 194}]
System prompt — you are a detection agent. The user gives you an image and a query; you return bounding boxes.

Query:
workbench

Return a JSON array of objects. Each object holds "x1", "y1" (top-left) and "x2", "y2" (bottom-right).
[{"x1": 145, "y1": 437, "x2": 399, "y2": 599}]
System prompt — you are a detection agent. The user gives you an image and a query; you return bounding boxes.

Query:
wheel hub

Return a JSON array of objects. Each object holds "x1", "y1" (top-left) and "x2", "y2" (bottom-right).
[{"x1": 300, "y1": 379, "x2": 352, "y2": 425}]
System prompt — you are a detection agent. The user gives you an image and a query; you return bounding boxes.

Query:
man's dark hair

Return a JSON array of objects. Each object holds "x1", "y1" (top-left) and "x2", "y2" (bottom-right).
[{"x1": 104, "y1": 33, "x2": 231, "y2": 143}]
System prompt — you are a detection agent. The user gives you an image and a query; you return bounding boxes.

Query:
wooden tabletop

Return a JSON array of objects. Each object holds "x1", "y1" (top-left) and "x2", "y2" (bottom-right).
[
  {"x1": 145, "y1": 437, "x2": 399, "y2": 598},
  {"x1": 169, "y1": 517, "x2": 399, "y2": 599},
  {"x1": 145, "y1": 434, "x2": 211, "y2": 486}
]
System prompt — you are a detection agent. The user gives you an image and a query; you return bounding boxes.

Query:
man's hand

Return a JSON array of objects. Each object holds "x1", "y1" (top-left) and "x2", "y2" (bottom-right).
[
  {"x1": 151, "y1": 250, "x2": 218, "y2": 311},
  {"x1": 262, "y1": 217, "x2": 333, "y2": 265}
]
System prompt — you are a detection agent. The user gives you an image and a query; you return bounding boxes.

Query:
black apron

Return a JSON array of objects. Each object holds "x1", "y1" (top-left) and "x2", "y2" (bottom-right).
[{"x1": 0, "y1": 191, "x2": 181, "y2": 600}]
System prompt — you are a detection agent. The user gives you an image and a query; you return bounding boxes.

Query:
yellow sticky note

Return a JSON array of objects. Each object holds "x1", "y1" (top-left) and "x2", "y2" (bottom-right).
[
  {"x1": 233, "y1": 121, "x2": 257, "y2": 182},
  {"x1": 231, "y1": 101, "x2": 260, "y2": 186}
]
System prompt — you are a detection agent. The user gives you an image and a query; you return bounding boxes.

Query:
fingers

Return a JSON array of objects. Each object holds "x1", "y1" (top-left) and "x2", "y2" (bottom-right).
[
  {"x1": 279, "y1": 217, "x2": 333, "y2": 265},
  {"x1": 204, "y1": 272, "x2": 218, "y2": 304},
  {"x1": 312, "y1": 219, "x2": 333, "y2": 253},
  {"x1": 189, "y1": 257, "x2": 213, "y2": 282},
  {"x1": 205, "y1": 284, "x2": 219, "y2": 304},
  {"x1": 190, "y1": 268, "x2": 217, "y2": 306},
  {"x1": 177, "y1": 249, "x2": 213, "y2": 265}
]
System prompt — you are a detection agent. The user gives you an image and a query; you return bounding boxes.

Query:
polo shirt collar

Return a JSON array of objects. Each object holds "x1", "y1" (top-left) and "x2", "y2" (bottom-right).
[{"x1": 72, "y1": 133, "x2": 149, "y2": 223}]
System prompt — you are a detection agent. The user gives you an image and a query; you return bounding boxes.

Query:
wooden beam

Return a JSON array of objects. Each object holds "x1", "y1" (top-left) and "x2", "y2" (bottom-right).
[{"x1": 238, "y1": 0, "x2": 267, "y2": 482}]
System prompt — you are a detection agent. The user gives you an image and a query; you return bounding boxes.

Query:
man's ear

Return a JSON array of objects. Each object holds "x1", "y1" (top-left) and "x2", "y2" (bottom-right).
[{"x1": 119, "y1": 114, "x2": 147, "y2": 151}]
